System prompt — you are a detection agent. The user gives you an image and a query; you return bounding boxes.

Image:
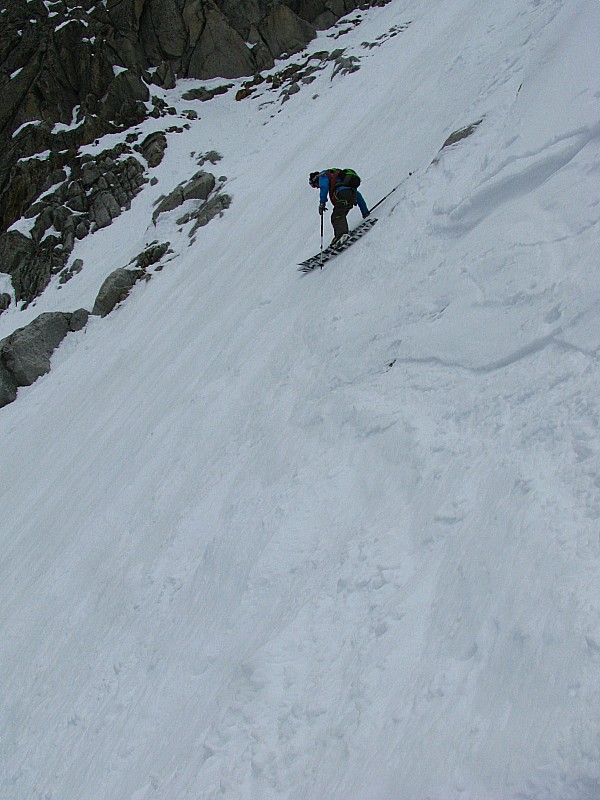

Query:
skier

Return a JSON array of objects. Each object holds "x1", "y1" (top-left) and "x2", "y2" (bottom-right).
[{"x1": 309, "y1": 168, "x2": 369, "y2": 246}]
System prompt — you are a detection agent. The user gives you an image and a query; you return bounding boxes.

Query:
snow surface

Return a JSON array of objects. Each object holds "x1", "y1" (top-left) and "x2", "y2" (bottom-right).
[{"x1": 2, "y1": 0, "x2": 600, "y2": 798}]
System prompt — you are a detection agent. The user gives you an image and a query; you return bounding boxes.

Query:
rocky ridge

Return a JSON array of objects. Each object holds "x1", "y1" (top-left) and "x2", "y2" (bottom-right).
[
  {"x1": 0, "y1": 0, "x2": 400, "y2": 409},
  {"x1": 0, "y1": 0, "x2": 375, "y2": 243}
]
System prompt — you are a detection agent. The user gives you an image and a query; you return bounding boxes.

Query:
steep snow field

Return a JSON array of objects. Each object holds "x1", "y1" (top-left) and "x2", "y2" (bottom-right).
[{"x1": 2, "y1": 0, "x2": 600, "y2": 798}]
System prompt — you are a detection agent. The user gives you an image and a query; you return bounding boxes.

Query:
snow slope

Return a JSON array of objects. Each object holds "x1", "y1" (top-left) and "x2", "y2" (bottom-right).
[{"x1": 2, "y1": 0, "x2": 600, "y2": 798}]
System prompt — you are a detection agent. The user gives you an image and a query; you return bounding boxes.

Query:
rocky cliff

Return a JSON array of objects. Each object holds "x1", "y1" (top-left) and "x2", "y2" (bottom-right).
[
  {"x1": 0, "y1": 0, "x2": 389, "y2": 408},
  {"x1": 0, "y1": 0, "x2": 368, "y2": 307}
]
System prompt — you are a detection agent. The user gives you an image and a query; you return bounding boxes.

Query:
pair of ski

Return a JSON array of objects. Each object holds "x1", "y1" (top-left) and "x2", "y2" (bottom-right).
[{"x1": 298, "y1": 217, "x2": 378, "y2": 273}]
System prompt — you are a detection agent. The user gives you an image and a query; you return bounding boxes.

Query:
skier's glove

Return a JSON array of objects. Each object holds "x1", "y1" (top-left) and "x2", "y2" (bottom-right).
[
  {"x1": 319, "y1": 203, "x2": 327, "y2": 215},
  {"x1": 362, "y1": 210, "x2": 370, "y2": 219}
]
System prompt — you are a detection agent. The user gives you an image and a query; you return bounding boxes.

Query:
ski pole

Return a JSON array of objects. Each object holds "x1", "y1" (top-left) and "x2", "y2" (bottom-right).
[
  {"x1": 320, "y1": 212, "x2": 324, "y2": 269},
  {"x1": 369, "y1": 173, "x2": 413, "y2": 214}
]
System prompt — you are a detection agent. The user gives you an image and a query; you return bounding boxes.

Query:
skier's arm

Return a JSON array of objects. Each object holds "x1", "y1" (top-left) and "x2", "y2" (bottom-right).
[
  {"x1": 318, "y1": 173, "x2": 329, "y2": 206},
  {"x1": 356, "y1": 190, "x2": 369, "y2": 217}
]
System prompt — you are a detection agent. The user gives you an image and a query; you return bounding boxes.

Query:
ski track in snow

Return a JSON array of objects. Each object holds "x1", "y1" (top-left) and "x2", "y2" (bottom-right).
[{"x1": 1, "y1": 0, "x2": 600, "y2": 798}]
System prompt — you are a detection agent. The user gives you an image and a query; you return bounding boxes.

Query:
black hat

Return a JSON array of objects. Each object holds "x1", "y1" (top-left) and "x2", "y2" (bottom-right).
[{"x1": 309, "y1": 171, "x2": 320, "y2": 187}]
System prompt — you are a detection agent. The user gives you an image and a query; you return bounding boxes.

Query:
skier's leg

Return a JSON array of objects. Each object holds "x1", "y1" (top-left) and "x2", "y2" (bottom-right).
[{"x1": 331, "y1": 204, "x2": 349, "y2": 240}]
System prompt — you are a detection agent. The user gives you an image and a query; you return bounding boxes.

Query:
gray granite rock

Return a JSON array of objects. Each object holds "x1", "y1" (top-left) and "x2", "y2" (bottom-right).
[
  {"x1": 92, "y1": 268, "x2": 146, "y2": 317},
  {"x1": 0, "y1": 0, "x2": 370, "y2": 309},
  {"x1": 256, "y1": 5, "x2": 316, "y2": 61},
  {"x1": 0, "y1": 310, "x2": 89, "y2": 389},
  {"x1": 182, "y1": 171, "x2": 216, "y2": 202},
  {"x1": 0, "y1": 362, "x2": 17, "y2": 408},
  {"x1": 139, "y1": 132, "x2": 168, "y2": 168}
]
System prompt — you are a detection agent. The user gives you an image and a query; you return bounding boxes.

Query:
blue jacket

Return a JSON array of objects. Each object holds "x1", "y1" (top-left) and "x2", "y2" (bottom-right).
[{"x1": 318, "y1": 170, "x2": 369, "y2": 216}]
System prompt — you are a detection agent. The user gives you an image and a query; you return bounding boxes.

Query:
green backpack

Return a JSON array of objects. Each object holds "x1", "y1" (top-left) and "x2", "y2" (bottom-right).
[{"x1": 338, "y1": 168, "x2": 361, "y2": 189}]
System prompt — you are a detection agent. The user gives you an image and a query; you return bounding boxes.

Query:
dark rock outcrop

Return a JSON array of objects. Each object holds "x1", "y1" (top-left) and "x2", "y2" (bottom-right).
[
  {"x1": 0, "y1": 0, "x2": 376, "y2": 310},
  {"x1": 91, "y1": 268, "x2": 146, "y2": 317},
  {"x1": 0, "y1": 230, "x2": 57, "y2": 307},
  {"x1": 0, "y1": 143, "x2": 148, "y2": 305},
  {"x1": 252, "y1": 4, "x2": 316, "y2": 63},
  {"x1": 180, "y1": 192, "x2": 232, "y2": 237},
  {"x1": 234, "y1": 48, "x2": 359, "y2": 104},
  {"x1": 138, "y1": 132, "x2": 168, "y2": 167},
  {"x1": 133, "y1": 242, "x2": 171, "y2": 270},
  {"x1": 187, "y1": 6, "x2": 257, "y2": 79},
  {"x1": 182, "y1": 84, "x2": 232, "y2": 102},
  {"x1": 182, "y1": 171, "x2": 217, "y2": 202},
  {"x1": 0, "y1": 0, "x2": 369, "y2": 222},
  {"x1": 197, "y1": 151, "x2": 223, "y2": 167},
  {"x1": 0, "y1": 309, "x2": 89, "y2": 407},
  {"x1": 152, "y1": 170, "x2": 217, "y2": 223},
  {"x1": 0, "y1": 362, "x2": 17, "y2": 408},
  {"x1": 431, "y1": 119, "x2": 485, "y2": 164},
  {"x1": 59, "y1": 259, "x2": 84, "y2": 286}
]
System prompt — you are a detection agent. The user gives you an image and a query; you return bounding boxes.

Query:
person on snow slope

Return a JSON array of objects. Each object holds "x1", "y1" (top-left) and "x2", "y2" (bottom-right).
[{"x1": 309, "y1": 168, "x2": 369, "y2": 246}]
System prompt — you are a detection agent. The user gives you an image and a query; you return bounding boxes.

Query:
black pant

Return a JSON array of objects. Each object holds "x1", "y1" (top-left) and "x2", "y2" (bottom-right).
[{"x1": 331, "y1": 188, "x2": 356, "y2": 238}]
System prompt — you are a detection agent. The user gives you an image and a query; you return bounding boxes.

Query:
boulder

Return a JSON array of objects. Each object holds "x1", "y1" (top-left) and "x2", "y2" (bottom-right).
[
  {"x1": 92, "y1": 268, "x2": 146, "y2": 317},
  {"x1": 91, "y1": 191, "x2": 123, "y2": 230},
  {"x1": 139, "y1": 131, "x2": 168, "y2": 167},
  {"x1": 182, "y1": 85, "x2": 232, "y2": 102},
  {"x1": 75, "y1": 220, "x2": 91, "y2": 240},
  {"x1": 0, "y1": 363, "x2": 17, "y2": 408},
  {"x1": 69, "y1": 308, "x2": 90, "y2": 331},
  {"x1": 151, "y1": 61, "x2": 177, "y2": 89},
  {"x1": 0, "y1": 310, "x2": 89, "y2": 389},
  {"x1": 182, "y1": 171, "x2": 216, "y2": 201},
  {"x1": 152, "y1": 170, "x2": 217, "y2": 222},
  {"x1": 59, "y1": 258, "x2": 84, "y2": 285},
  {"x1": 197, "y1": 150, "x2": 223, "y2": 166},
  {"x1": 178, "y1": 191, "x2": 232, "y2": 236},
  {"x1": 134, "y1": 242, "x2": 171, "y2": 269},
  {"x1": 152, "y1": 188, "x2": 185, "y2": 222}
]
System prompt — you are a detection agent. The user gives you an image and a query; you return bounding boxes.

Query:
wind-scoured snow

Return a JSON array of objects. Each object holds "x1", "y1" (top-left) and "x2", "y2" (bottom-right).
[{"x1": 2, "y1": 1, "x2": 600, "y2": 798}]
